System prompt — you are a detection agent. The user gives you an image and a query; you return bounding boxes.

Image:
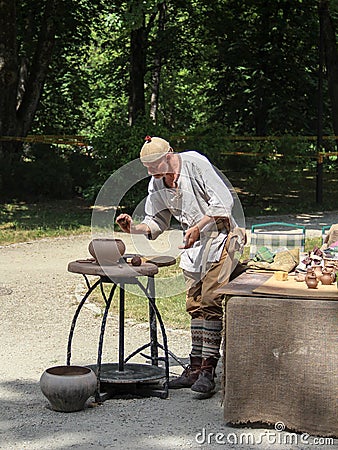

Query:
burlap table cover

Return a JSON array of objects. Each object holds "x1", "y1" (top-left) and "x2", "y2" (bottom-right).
[{"x1": 224, "y1": 296, "x2": 338, "y2": 437}]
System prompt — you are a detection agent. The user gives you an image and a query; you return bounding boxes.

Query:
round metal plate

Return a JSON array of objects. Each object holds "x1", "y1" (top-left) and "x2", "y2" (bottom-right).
[{"x1": 86, "y1": 363, "x2": 165, "y2": 384}]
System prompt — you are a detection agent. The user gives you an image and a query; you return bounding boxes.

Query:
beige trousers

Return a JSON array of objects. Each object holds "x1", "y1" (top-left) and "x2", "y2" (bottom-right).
[{"x1": 184, "y1": 244, "x2": 230, "y2": 321}]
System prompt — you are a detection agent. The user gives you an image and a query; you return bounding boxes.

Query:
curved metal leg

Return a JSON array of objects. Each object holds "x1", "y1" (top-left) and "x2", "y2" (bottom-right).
[
  {"x1": 124, "y1": 342, "x2": 151, "y2": 363},
  {"x1": 67, "y1": 276, "x2": 101, "y2": 365}
]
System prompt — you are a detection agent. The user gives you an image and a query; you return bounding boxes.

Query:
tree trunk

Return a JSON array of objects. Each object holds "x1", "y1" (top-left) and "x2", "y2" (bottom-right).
[
  {"x1": 150, "y1": 2, "x2": 166, "y2": 124},
  {"x1": 17, "y1": 0, "x2": 57, "y2": 136},
  {"x1": 128, "y1": 26, "x2": 147, "y2": 125},
  {"x1": 320, "y1": 0, "x2": 338, "y2": 144},
  {"x1": 0, "y1": 0, "x2": 58, "y2": 195},
  {"x1": 0, "y1": 0, "x2": 19, "y2": 141},
  {"x1": 0, "y1": 0, "x2": 21, "y2": 188}
]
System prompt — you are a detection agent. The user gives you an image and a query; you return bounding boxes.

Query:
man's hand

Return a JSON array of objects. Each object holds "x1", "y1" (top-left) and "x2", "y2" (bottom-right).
[
  {"x1": 179, "y1": 225, "x2": 200, "y2": 249},
  {"x1": 116, "y1": 214, "x2": 132, "y2": 233}
]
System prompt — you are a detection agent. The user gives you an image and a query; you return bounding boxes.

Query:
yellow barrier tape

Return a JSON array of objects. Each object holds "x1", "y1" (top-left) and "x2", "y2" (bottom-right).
[
  {"x1": 0, "y1": 135, "x2": 89, "y2": 146},
  {"x1": 173, "y1": 134, "x2": 338, "y2": 141},
  {"x1": 222, "y1": 151, "x2": 337, "y2": 158}
]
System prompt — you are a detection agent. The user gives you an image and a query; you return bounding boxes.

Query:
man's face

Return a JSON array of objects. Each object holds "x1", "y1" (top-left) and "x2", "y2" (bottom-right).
[{"x1": 142, "y1": 155, "x2": 169, "y2": 178}]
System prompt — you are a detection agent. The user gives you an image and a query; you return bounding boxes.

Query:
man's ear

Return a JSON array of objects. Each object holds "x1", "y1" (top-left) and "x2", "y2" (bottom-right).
[{"x1": 165, "y1": 152, "x2": 172, "y2": 162}]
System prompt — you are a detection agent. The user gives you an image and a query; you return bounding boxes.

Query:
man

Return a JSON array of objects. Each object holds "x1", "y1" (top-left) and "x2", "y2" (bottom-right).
[{"x1": 116, "y1": 136, "x2": 244, "y2": 396}]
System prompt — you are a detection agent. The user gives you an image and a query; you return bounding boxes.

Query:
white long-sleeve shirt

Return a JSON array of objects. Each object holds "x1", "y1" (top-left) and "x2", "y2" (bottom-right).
[{"x1": 142, "y1": 151, "x2": 235, "y2": 272}]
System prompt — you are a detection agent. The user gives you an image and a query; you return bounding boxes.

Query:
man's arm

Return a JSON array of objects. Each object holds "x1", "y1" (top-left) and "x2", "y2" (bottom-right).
[
  {"x1": 180, "y1": 215, "x2": 226, "y2": 249},
  {"x1": 116, "y1": 214, "x2": 151, "y2": 235}
]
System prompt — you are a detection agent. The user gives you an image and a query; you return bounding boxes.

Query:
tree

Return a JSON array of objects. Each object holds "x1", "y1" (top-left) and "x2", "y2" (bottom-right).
[
  {"x1": 200, "y1": 0, "x2": 320, "y2": 135},
  {"x1": 0, "y1": 1, "x2": 57, "y2": 160},
  {"x1": 149, "y1": 2, "x2": 167, "y2": 124},
  {"x1": 320, "y1": 0, "x2": 338, "y2": 143},
  {"x1": 0, "y1": 0, "x2": 103, "y2": 194}
]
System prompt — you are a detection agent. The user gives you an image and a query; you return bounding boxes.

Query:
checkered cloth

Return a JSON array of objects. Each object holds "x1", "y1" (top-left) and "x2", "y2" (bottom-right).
[
  {"x1": 253, "y1": 246, "x2": 275, "y2": 263},
  {"x1": 250, "y1": 230, "x2": 305, "y2": 259}
]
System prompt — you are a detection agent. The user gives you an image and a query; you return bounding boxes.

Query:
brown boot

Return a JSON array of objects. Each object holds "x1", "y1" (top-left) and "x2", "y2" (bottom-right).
[
  {"x1": 168, "y1": 355, "x2": 202, "y2": 389},
  {"x1": 190, "y1": 356, "x2": 218, "y2": 394}
]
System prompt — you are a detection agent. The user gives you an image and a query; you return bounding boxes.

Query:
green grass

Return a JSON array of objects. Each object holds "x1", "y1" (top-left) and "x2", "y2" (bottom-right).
[{"x1": 0, "y1": 198, "x2": 92, "y2": 245}]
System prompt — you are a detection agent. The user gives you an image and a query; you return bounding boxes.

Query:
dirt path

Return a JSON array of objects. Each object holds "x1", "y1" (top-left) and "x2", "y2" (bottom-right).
[{"x1": 0, "y1": 216, "x2": 337, "y2": 449}]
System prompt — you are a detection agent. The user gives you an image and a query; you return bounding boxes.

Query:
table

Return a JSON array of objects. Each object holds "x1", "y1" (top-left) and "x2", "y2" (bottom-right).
[
  {"x1": 217, "y1": 271, "x2": 338, "y2": 438},
  {"x1": 67, "y1": 258, "x2": 171, "y2": 401}
]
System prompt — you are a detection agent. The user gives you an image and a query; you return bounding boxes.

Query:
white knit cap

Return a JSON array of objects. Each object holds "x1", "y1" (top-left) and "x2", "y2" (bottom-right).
[{"x1": 140, "y1": 136, "x2": 171, "y2": 162}]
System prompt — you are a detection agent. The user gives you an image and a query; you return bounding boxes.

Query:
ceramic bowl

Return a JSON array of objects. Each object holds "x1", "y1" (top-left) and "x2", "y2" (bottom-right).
[{"x1": 40, "y1": 365, "x2": 97, "y2": 412}]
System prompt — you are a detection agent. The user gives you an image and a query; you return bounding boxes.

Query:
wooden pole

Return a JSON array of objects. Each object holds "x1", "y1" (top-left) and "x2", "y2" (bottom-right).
[{"x1": 316, "y1": 5, "x2": 324, "y2": 204}]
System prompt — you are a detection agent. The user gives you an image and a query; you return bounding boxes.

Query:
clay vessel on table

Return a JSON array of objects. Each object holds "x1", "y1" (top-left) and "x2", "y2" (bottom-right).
[
  {"x1": 323, "y1": 264, "x2": 336, "y2": 282},
  {"x1": 312, "y1": 264, "x2": 322, "y2": 280},
  {"x1": 88, "y1": 238, "x2": 126, "y2": 265},
  {"x1": 320, "y1": 269, "x2": 333, "y2": 285},
  {"x1": 40, "y1": 365, "x2": 97, "y2": 412},
  {"x1": 305, "y1": 270, "x2": 319, "y2": 289}
]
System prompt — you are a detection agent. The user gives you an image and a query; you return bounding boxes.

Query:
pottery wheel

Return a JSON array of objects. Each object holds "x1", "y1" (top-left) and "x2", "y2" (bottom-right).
[
  {"x1": 123, "y1": 254, "x2": 176, "y2": 267},
  {"x1": 86, "y1": 363, "x2": 165, "y2": 384},
  {"x1": 143, "y1": 255, "x2": 176, "y2": 267}
]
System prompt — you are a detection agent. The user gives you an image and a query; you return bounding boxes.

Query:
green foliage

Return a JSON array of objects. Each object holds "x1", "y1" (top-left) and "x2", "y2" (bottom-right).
[
  {"x1": 85, "y1": 118, "x2": 172, "y2": 201},
  {"x1": 31, "y1": 0, "x2": 336, "y2": 142},
  {"x1": 3, "y1": 0, "x2": 337, "y2": 216}
]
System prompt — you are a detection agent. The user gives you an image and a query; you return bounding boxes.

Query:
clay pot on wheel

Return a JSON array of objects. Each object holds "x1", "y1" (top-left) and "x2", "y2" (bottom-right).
[
  {"x1": 40, "y1": 365, "x2": 97, "y2": 412},
  {"x1": 88, "y1": 238, "x2": 126, "y2": 265}
]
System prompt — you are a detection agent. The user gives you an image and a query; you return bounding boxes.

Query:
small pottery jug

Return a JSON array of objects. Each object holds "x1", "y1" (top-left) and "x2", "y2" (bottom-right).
[
  {"x1": 88, "y1": 238, "x2": 126, "y2": 265},
  {"x1": 320, "y1": 269, "x2": 333, "y2": 285},
  {"x1": 312, "y1": 264, "x2": 322, "y2": 280},
  {"x1": 305, "y1": 267, "x2": 314, "y2": 280},
  {"x1": 305, "y1": 270, "x2": 318, "y2": 289},
  {"x1": 324, "y1": 264, "x2": 336, "y2": 282},
  {"x1": 40, "y1": 365, "x2": 97, "y2": 412}
]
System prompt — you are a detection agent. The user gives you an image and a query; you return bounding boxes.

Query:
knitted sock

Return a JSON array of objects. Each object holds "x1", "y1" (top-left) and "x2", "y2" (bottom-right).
[
  {"x1": 190, "y1": 318, "x2": 203, "y2": 357},
  {"x1": 202, "y1": 319, "x2": 223, "y2": 359}
]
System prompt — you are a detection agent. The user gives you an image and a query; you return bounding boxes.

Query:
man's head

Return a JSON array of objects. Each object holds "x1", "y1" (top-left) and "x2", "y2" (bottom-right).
[
  {"x1": 140, "y1": 136, "x2": 172, "y2": 163},
  {"x1": 140, "y1": 136, "x2": 173, "y2": 177}
]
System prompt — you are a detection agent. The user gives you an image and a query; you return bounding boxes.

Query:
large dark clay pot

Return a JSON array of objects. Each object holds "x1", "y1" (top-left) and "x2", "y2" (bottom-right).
[{"x1": 40, "y1": 365, "x2": 97, "y2": 412}]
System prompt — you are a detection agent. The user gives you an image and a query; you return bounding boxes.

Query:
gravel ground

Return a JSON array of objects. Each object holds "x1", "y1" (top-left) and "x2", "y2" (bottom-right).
[{"x1": 0, "y1": 211, "x2": 337, "y2": 450}]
